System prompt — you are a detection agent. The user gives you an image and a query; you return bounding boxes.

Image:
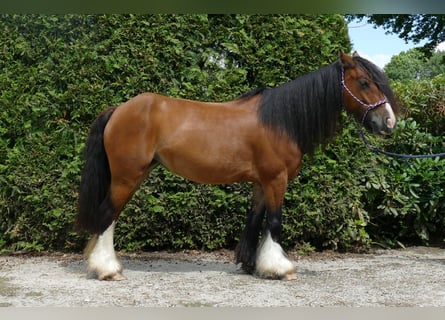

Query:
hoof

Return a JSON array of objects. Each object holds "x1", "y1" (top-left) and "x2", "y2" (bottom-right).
[
  {"x1": 87, "y1": 260, "x2": 124, "y2": 281},
  {"x1": 99, "y1": 272, "x2": 125, "y2": 281},
  {"x1": 254, "y1": 266, "x2": 297, "y2": 280},
  {"x1": 283, "y1": 271, "x2": 297, "y2": 281},
  {"x1": 87, "y1": 268, "x2": 125, "y2": 281}
]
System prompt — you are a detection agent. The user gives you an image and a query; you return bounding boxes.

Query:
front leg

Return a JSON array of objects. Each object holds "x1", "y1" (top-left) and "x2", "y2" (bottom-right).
[
  {"x1": 254, "y1": 174, "x2": 296, "y2": 280},
  {"x1": 255, "y1": 206, "x2": 296, "y2": 280}
]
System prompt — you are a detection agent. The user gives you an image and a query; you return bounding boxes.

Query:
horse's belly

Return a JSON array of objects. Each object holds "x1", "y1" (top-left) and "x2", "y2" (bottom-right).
[{"x1": 156, "y1": 142, "x2": 255, "y2": 184}]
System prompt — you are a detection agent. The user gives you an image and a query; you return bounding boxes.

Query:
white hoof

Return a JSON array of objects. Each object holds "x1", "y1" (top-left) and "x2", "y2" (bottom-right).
[{"x1": 255, "y1": 231, "x2": 296, "y2": 280}]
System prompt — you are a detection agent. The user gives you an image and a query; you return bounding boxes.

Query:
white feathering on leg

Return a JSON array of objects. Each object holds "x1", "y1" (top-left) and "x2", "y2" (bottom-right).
[
  {"x1": 86, "y1": 221, "x2": 123, "y2": 280},
  {"x1": 255, "y1": 231, "x2": 296, "y2": 280}
]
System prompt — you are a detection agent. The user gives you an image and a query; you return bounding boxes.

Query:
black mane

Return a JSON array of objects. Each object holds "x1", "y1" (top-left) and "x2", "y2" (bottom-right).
[
  {"x1": 254, "y1": 56, "x2": 397, "y2": 155},
  {"x1": 257, "y1": 61, "x2": 343, "y2": 155}
]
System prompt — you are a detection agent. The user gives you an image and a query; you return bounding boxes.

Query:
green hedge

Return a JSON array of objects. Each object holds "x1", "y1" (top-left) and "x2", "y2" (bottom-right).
[
  {"x1": 362, "y1": 76, "x2": 445, "y2": 247},
  {"x1": 1, "y1": 14, "x2": 444, "y2": 254}
]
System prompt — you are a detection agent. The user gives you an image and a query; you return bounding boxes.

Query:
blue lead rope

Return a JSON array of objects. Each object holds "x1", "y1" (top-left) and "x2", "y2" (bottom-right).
[{"x1": 358, "y1": 126, "x2": 445, "y2": 159}]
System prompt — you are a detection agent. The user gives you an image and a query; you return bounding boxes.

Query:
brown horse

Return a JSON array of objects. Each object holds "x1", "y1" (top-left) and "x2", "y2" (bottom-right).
[{"x1": 77, "y1": 52, "x2": 397, "y2": 280}]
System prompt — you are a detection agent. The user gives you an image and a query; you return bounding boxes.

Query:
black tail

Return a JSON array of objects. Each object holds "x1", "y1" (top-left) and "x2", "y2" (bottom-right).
[{"x1": 77, "y1": 107, "x2": 116, "y2": 234}]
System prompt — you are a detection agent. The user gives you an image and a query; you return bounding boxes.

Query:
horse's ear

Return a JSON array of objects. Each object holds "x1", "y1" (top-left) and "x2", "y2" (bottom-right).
[
  {"x1": 339, "y1": 51, "x2": 356, "y2": 69},
  {"x1": 352, "y1": 51, "x2": 360, "y2": 58}
]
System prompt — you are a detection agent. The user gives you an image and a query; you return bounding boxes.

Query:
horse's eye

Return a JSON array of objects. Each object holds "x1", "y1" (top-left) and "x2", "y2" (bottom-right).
[{"x1": 359, "y1": 79, "x2": 369, "y2": 88}]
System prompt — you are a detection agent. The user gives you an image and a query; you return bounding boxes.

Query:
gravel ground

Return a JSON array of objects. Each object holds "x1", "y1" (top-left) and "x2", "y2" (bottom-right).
[{"x1": 1, "y1": 246, "x2": 445, "y2": 307}]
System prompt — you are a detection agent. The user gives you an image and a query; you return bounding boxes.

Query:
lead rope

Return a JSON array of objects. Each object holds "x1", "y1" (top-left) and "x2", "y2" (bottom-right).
[
  {"x1": 341, "y1": 67, "x2": 445, "y2": 159},
  {"x1": 357, "y1": 125, "x2": 445, "y2": 159}
]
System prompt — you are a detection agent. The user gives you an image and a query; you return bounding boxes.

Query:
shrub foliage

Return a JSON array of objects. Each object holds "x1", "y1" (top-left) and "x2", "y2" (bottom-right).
[{"x1": 1, "y1": 14, "x2": 444, "y2": 253}]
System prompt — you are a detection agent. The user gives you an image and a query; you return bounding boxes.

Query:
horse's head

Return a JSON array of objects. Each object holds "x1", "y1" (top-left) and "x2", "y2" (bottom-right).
[{"x1": 340, "y1": 51, "x2": 398, "y2": 135}]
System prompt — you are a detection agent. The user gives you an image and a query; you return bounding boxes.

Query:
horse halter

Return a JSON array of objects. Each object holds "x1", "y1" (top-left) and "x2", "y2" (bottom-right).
[
  {"x1": 341, "y1": 66, "x2": 445, "y2": 159},
  {"x1": 340, "y1": 66, "x2": 388, "y2": 126}
]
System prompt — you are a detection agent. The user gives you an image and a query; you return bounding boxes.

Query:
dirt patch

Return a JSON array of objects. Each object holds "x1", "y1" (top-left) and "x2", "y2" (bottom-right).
[{"x1": 1, "y1": 247, "x2": 445, "y2": 306}]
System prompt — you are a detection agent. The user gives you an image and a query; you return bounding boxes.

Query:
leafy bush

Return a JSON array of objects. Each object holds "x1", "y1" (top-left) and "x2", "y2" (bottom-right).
[
  {"x1": 392, "y1": 75, "x2": 445, "y2": 136},
  {"x1": 353, "y1": 71, "x2": 445, "y2": 247},
  {"x1": 361, "y1": 117, "x2": 445, "y2": 247}
]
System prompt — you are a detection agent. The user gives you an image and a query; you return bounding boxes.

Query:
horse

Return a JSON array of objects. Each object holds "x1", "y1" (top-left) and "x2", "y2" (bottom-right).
[{"x1": 77, "y1": 52, "x2": 398, "y2": 281}]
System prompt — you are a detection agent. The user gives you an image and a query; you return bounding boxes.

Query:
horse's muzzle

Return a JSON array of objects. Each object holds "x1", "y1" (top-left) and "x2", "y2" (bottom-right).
[{"x1": 367, "y1": 103, "x2": 396, "y2": 135}]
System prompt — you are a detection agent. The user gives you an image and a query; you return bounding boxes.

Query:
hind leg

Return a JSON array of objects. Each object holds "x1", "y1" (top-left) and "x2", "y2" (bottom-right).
[
  {"x1": 85, "y1": 178, "x2": 137, "y2": 280},
  {"x1": 86, "y1": 160, "x2": 159, "y2": 280},
  {"x1": 236, "y1": 183, "x2": 266, "y2": 273}
]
